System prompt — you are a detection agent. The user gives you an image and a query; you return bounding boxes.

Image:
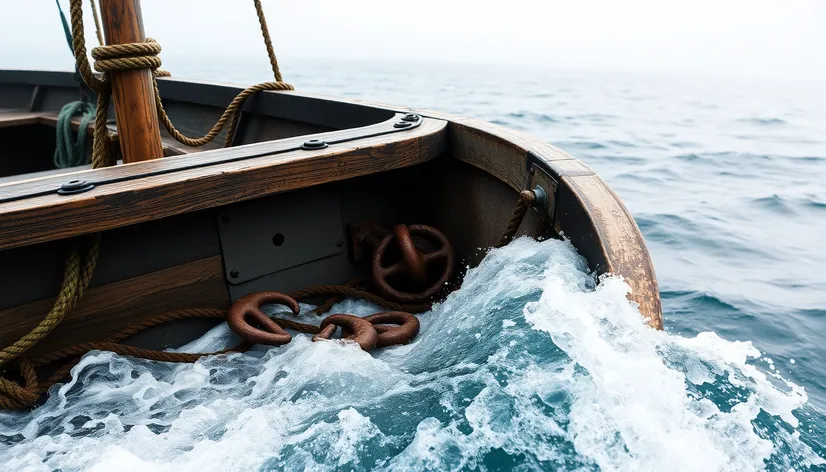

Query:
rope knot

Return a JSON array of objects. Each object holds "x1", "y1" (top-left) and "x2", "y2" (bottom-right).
[
  {"x1": 0, "y1": 360, "x2": 41, "y2": 410},
  {"x1": 91, "y1": 38, "x2": 163, "y2": 73}
]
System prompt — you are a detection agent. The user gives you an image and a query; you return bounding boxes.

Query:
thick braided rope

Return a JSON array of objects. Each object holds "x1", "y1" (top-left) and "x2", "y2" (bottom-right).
[
  {"x1": 0, "y1": 235, "x2": 99, "y2": 367},
  {"x1": 0, "y1": 304, "x2": 328, "y2": 409},
  {"x1": 152, "y1": 0, "x2": 294, "y2": 148},
  {"x1": 68, "y1": 0, "x2": 106, "y2": 93},
  {"x1": 253, "y1": 0, "x2": 285, "y2": 82},
  {"x1": 91, "y1": 39, "x2": 162, "y2": 72},
  {"x1": 496, "y1": 190, "x2": 537, "y2": 248},
  {"x1": 153, "y1": 80, "x2": 294, "y2": 148}
]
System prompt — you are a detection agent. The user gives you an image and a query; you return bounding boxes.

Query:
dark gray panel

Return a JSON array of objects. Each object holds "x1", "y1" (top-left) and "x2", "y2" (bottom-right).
[
  {"x1": 0, "y1": 84, "x2": 35, "y2": 109},
  {"x1": 0, "y1": 209, "x2": 221, "y2": 310},
  {"x1": 219, "y1": 187, "x2": 345, "y2": 284}
]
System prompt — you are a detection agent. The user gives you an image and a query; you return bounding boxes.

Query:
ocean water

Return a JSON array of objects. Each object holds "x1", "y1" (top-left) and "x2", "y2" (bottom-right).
[{"x1": 2, "y1": 56, "x2": 825, "y2": 470}]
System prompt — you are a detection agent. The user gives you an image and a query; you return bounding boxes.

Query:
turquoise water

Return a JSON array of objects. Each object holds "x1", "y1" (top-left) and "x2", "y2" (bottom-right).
[
  {"x1": 1, "y1": 56, "x2": 825, "y2": 470},
  {"x1": 0, "y1": 238, "x2": 821, "y2": 470}
]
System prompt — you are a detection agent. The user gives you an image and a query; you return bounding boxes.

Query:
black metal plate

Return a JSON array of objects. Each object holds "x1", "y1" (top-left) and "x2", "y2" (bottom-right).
[{"x1": 218, "y1": 187, "x2": 345, "y2": 284}]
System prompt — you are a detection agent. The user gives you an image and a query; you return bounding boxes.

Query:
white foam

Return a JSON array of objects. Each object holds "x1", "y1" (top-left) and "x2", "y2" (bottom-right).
[{"x1": 0, "y1": 237, "x2": 820, "y2": 471}]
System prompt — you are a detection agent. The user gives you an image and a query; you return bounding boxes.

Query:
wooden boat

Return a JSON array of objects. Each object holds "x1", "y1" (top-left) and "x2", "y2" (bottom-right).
[{"x1": 0, "y1": 0, "x2": 660, "y2": 409}]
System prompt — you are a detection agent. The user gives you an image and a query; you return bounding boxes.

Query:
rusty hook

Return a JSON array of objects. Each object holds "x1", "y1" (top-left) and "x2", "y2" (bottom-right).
[
  {"x1": 342, "y1": 312, "x2": 420, "y2": 348},
  {"x1": 312, "y1": 314, "x2": 378, "y2": 351},
  {"x1": 228, "y1": 292, "x2": 299, "y2": 346}
]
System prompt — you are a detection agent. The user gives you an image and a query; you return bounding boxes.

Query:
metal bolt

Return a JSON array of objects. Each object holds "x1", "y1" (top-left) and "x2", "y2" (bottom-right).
[
  {"x1": 401, "y1": 113, "x2": 421, "y2": 122},
  {"x1": 229, "y1": 269, "x2": 240, "y2": 279},
  {"x1": 57, "y1": 179, "x2": 95, "y2": 196},
  {"x1": 301, "y1": 139, "x2": 329, "y2": 150},
  {"x1": 336, "y1": 240, "x2": 344, "y2": 248},
  {"x1": 393, "y1": 121, "x2": 413, "y2": 129},
  {"x1": 531, "y1": 185, "x2": 549, "y2": 208}
]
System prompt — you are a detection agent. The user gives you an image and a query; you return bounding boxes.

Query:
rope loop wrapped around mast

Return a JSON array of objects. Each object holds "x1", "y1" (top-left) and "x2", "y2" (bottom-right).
[{"x1": 91, "y1": 38, "x2": 163, "y2": 73}]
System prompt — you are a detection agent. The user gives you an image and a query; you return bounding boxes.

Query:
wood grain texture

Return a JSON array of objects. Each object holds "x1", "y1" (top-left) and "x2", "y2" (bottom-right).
[
  {"x1": 556, "y1": 174, "x2": 662, "y2": 329},
  {"x1": 0, "y1": 118, "x2": 446, "y2": 250},
  {"x1": 0, "y1": 114, "x2": 429, "y2": 198},
  {"x1": 0, "y1": 256, "x2": 229, "y2": 356},
  {"x1": 100, "y1": 0, "x2": 163, "y2": 163}
]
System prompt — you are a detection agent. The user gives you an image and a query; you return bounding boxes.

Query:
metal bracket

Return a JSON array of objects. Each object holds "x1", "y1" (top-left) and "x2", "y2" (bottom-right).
[
  {"x1": 528, "y1": 164, "x2": 559, "y2": 230},
  {"x1": 217, "y1": 187, "x2": 345, "y2": 284}
]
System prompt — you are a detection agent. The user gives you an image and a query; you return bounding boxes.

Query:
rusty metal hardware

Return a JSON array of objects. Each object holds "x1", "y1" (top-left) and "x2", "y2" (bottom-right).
[
  {"x1": 312, "y1": 314, "x2": 378, "y2": 351},
  {"x1": 346, "y1": 218, "x2": 391, "y2": 264},
  {"x1": 372, "y1": 224, "x2": 455, "y2": 303},
  {"x1": 227, "y1": 291, "x2": 299, "y2": 346},
  {"x1": 342, "y1": 312, "x2": 420, "y2": 348}
]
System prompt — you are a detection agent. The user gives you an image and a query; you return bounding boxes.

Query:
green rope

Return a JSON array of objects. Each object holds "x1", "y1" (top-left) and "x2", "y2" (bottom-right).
[
  {"x1": 54, "y1": 101, "x2": 95, "y2": 168},
  {"x1": 55, "y1": 0, "x2": 74, "y2": 54}
]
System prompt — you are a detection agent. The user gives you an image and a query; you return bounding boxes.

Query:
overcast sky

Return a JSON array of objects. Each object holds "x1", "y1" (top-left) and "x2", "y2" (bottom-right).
[{"x1": 1, "y1": 0, "x2": 824, "y2": 81}]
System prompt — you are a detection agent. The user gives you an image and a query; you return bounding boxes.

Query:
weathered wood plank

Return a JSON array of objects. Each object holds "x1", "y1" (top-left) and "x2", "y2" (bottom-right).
[
  {"x1": 0, "y1": 110, "x2": 47, "y2": 128},
  {"x1": 0, "y1": 117, "x2": 447, "y2": 250},
  {"x1": 0, "y1": 114, "x2": 426, "y2": 198},
  {"x1": 555, "y1": 174, "x2": 662, "y2": 329},
  {"x1": 0, "y1": 256, "x2": 229, "y2": 356}
]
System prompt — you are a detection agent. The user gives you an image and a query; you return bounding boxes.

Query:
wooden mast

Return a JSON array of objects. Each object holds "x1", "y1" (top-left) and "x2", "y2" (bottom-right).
[{"x1": 99, "y1": 0, "x2": 163, "y2": 163}]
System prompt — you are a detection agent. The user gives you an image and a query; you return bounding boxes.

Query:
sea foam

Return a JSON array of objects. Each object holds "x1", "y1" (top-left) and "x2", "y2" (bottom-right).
[{"x1": 0, "y1": 237, "x2": 820, "y2": 471}]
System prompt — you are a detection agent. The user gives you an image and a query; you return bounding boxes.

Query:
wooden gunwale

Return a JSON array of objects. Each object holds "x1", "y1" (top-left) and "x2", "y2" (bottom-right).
[{"x1": 0, "y1": 71, "x2": 662, "y2": 328}]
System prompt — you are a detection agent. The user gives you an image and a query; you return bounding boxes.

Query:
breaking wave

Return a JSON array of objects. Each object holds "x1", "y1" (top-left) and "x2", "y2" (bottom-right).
[{"x1": 0, "y1": 238, "x2": 822, "y2": 471}]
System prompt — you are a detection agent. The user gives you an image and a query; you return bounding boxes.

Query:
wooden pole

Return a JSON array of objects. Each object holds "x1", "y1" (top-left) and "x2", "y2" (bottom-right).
[{"x1": 100, "y1": 0, "x2": 163, "y2": 163}]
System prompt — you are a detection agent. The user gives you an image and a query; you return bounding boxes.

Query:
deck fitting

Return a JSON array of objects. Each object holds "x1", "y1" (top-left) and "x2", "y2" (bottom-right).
[
  {"x1": 531, "y1": 185, "x2": 548, "y2": 208},
  {"x1": 57, "y1": 179, "x2": 95, "y2": 196},
  {"x1": 301, "y1": 139, "x2": 329, "y2": 150},
  {"x1": 401, "y1": 113, "x2": 421, "y2": 122},
  {"x1": 393, "y1": 121, "x2": 413, "y2": 129}
]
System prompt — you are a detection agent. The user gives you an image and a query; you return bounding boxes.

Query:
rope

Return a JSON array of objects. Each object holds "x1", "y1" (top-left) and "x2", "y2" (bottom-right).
[
  {"x1": 496, "y1": 190, "x2": 537, "y2": 248},
  {"x1": 253, "y1": 0, "x2": 286, "y2": 82},
  {"x1": 0, "y1": 235, "x2": 100, "y2": 367},
  {"x1": 0, "y1": 0, "x2": 117, "y2": 373},
  {"x1": 91, "y1": 39, "x2": 162, "y2": 72},
  {"x1": 0, "y1": 284, "x2": 412, "y2": 410},
  {"x1": 53, "y1": 101, "x2": 95, "y2": 168},
  {"x1": 54, "y1": 0, "x2": 74, "y2": 55},
  {"x1": 153, "y1": 80, "x2": 293, "y2": 148},
  {"x1": 89, "y1": 0, "x2": 104, "y2": 46}
]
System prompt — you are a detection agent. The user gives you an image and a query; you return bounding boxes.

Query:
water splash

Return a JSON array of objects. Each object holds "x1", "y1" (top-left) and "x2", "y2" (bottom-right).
[{"x1": 0, "y1": 238, "x2": 821, "y2": 471}]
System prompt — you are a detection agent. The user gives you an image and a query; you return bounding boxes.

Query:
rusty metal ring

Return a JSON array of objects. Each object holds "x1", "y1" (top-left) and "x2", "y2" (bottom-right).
[
  {"x1": 393, "y1": 225, "x2": 427, "y2": 286},
  {"x1": 372, "y1": 224, "x2": 455, "y2": 303},
  {"x1": 342, "y1": 312, "x2": 420, "y2": 348},
  {"x1": 312, "y1": 314, "x2": 378, "y2": 351},
  {"x1": 227, "y1": 292, "x2": 298, "y2": 346}
]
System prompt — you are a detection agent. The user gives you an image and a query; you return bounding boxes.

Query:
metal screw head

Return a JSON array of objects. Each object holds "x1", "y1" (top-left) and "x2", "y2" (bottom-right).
[
  {"x1": 394, "y1": 121, "x2": 413, "y2": 129},
  {"x1": 301, "y1": 139, "x2": 329, "y2": 150},
  {"x1": 336, "y1": 240, "x2": 344, "y2": 248},
  {"x1": 57, "y1": 179, "x2": 95, "y2": 195},
  {"x1": 401, "y1": 113, "x2": 421, "y2": 122},
  {"x1": 229, "y1": 269, "x2": 240, "y2": 279}
]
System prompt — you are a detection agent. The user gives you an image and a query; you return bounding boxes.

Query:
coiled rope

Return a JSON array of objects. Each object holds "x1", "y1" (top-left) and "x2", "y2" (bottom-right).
[{"x1": 53, "y1": 100, "x2": 95, "y2": 168}]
